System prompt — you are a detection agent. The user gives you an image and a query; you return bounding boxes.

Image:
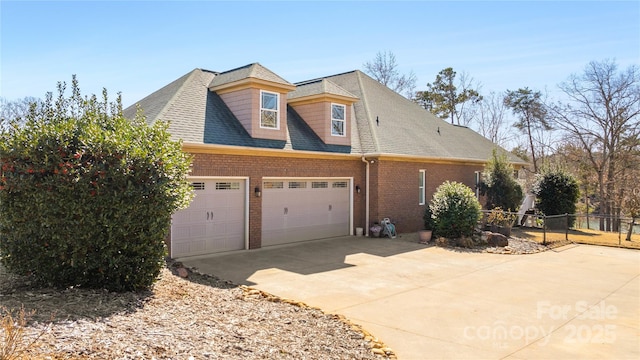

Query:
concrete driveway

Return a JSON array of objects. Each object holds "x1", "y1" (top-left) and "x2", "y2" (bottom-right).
[{"x1": 181, "y1": 235, "x2": 640, "y2": 359}]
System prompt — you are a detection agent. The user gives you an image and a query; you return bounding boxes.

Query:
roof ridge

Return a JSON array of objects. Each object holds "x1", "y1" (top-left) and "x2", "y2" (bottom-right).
[
  {"x1": 295, "y1": 70, "x2": 359, "y2": 86},
  {"x1": 355, "y1": 71, "x2": 381, "y2": 153},
  {"x1": 156, "y1": 69, "x2": 202, "y2": 122},
  {"x1": 216, "y1": 63, "x2": 257, "y2": 75},
  {"x1": 288, "y1": 78, "x2": 358, "y2": 100},
  {"x1": 209, "y1": 63, "x2": 293, "y2": 88}
]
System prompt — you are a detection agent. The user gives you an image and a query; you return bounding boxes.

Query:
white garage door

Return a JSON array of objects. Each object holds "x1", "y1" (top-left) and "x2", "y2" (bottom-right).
[
  {"x1": 262, "y1": 179, "x2": 351, "y2": 247},
  {"x1": 171, "y1": 179, "x2": 246, "y2": 257}
]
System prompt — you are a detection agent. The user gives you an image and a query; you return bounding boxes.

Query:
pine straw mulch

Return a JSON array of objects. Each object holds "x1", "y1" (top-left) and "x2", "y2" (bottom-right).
[{"x1": 0, "y1": 262, "x2": 394, "y2": 359}]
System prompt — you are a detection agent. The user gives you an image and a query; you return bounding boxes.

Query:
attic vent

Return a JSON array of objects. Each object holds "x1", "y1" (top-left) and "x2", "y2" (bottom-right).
[{"x1": 191, "y1": 182, "x2": 205, "y2": 190}]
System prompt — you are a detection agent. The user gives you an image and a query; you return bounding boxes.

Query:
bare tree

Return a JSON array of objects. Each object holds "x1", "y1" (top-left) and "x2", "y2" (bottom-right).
[
  {"x1": 363, "y1": 51, "x2": 417, "y2": 98},
  {"x1": 475, "y1": 91, "x2": 514, "y2": 147},
  {"x1": 548, "y1": 59, "x2": 640, "y2": 231},
  {"x1": 0, "y1": 96, "x2": 42, "y2": 128},
  {"x1": 456, "y1": 71, "x2": 483, "y2": 126}
]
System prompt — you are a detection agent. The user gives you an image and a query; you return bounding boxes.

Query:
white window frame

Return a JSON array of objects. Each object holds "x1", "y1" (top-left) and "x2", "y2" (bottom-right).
[
  {"x1": 331, "y1": 103, "x2": 346, "y2": 137},
  {"x1": 260, "y1": 90, "x2": 280, "y2": 129},
  {"x1": 419, "y1": 170, "x2": 426, "y2": 205}
]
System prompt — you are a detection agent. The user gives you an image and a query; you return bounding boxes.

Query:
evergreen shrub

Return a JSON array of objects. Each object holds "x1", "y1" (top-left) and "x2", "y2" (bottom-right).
[
  {"x1": 479, "y1": 149, "x2": 523, "y2": 211},
  {"x1": 0, "y1": 78, "x2": 193, "y2": 291},
  {"x1": 430, "y1": 181, "x2": 481, "y2": 238},
  {"x1": 532, "y1": 169, "x2": 579, "y2": 227}
]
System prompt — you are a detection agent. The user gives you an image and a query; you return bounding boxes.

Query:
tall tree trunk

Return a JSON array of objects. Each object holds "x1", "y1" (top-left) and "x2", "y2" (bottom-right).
[
  {"x1": 598, "y1": 170, "x2": 606, "y2": 231},
  {"x1": 606, "y1": 155, "x2": 617, "y2": 232},
  {"x1": 627, "y1": 218, "x2": 636, "y2": 241},
  {"x1": 526, "y1": 117, "x2": 538, "y2": 173}
]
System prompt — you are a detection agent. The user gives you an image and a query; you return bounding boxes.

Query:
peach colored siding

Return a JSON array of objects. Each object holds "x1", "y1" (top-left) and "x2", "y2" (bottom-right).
[
  {"x1": 251, "y1": 89, "x2": 287, "y2": 141},
  {"x1": 291, "y1": 102, "x2": 325, "y2": 137},
  {"x1": 290, "y1": 101, "x2": 351, "y2": 146},
  {"x1": 218, "y1": 88, "x2": 288, "y2": 141},
  {"x1": 220, "y1": 88, "x2": 254, "y2": 134}
]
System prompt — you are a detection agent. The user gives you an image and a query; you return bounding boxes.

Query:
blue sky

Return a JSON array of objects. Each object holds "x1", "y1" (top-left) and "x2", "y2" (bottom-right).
[{"x1": 1, "y1": 1, "x2": 638, "y2": 108}]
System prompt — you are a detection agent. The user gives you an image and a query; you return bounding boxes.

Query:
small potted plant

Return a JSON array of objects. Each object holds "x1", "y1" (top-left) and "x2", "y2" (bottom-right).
[
  {"x1": 486, "y1": 207, "x2": 516, "y2": 237},
  {"x1": 419, "y1": 206, "x2": 435, "y2": 243}
]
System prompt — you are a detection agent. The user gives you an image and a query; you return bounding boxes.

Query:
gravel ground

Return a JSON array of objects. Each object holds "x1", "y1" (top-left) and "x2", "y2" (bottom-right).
[
  {"x1": 484, "y1": 236, "x2": 562, "y2": 254},
  {"x1": 1, "y1": 263, "x2": 393, "y2": 359},
  {"x1": 430, "y1": 232, "x2": 571, "y2": 255}
]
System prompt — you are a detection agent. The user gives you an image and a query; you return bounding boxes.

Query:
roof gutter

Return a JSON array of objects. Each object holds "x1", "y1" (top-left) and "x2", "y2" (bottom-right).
[
  {"x1": 182, "y1": 142, "x2": 363, "y2": 160},
  {"x1": 361, "y1": 152, "x2": 529, "y2": 167},
  {"x1": 361, "y1": 156, "x2": 371, "y2": 236},
  {"x1": 181, "y1": 143, "x2": 528, "y2": 166}
]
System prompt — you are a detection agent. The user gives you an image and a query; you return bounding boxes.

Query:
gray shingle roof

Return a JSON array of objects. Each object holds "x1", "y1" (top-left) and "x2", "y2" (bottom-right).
[
  {"x1": 288, "y1": 78, "x2": 357, "y2": 100},
  {"x1": 325, "y1": 71, "x2": 525, "y2": 163},
  {"x1": 209, "y1": 63, "x2": 293, "y2": 88},
  {"x1": 122, "y1": 70, "x2": 198, "y2": 123},
  {"x1": 123, "y1": 68, "x2": 354, "y2": 154},
  {"x1": 124, "y1": 65, "x2": 524, "y2": 164}
]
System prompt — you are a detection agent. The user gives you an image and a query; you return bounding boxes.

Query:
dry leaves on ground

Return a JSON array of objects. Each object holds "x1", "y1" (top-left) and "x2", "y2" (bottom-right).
[{"x1": 1, "y1": 263, "x2": 391, "y2": 359}]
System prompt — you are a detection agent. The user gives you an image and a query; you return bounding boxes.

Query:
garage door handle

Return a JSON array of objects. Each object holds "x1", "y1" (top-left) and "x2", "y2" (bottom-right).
[
  {"x1": 329, "y1": 204, "x2": 332, "y2": 211},
  {"x1": 284, "y1": 207, "x2": 288, "y2": 215}
]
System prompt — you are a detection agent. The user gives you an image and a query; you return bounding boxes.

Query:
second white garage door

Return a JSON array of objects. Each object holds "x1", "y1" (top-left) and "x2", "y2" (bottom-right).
[{"x1": 262, "y1": 179, "x2": 351, "y2": 247}]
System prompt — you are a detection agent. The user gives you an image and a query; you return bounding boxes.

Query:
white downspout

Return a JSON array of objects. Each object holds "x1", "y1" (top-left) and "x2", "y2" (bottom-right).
[{"x1": 361, "y1": 156, "x2": 370, "y2": 236}]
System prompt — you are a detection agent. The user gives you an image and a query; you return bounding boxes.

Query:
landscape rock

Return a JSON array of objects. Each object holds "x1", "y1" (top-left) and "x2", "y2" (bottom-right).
[
  {"x1": 487, "y1": 232, "x2": 509, "y2": 247},
  {"x1": 176, "y1": 267, "x2": 189, "y2": 278},
  {"x1": 456, "y1": 237, "x2": 474, "y2": 248}
]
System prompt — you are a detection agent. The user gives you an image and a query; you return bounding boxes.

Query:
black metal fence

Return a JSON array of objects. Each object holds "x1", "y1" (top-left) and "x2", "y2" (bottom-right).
[{"x1": 480, "y1": 210, "x2": 639, "y2": 245}]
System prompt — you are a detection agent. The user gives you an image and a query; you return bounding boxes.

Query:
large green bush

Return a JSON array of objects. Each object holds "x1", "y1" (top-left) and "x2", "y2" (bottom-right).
[
  {"x1": 532, "y1": 169, "x2": 579, "y2": 227},
  {"x1": 479, "y1": 149, "x2": 523, "y2": 211},
  {"x1": 0, "y1": 78, "x2": 193, "y2": 291},
  {"x1": 429, "y1": 181, "x2": 481, "y2": 238}
]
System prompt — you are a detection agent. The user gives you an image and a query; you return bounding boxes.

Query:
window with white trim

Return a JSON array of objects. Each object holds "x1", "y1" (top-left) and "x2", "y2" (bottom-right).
[
  {"x1": 419, "y1": 170, "x2": 426, "y2": 205},
  {"x1": 331, "y1": 103, "x2": 346, "y2": 136},
  {"x1": 260, "y1": 91, "x2": 279, "y2": 129}
]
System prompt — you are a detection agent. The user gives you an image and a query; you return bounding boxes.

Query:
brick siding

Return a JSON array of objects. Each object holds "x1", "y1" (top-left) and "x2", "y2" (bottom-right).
[
  {"x1": 371, "y1": 160, "x2": 483, "y2": 233},
  {"x1": 169, "y1": 151, "x2": 484, "y2": 255},
  {"x1": 190, "y1": 152, "x2": 365, "y2": 249}
]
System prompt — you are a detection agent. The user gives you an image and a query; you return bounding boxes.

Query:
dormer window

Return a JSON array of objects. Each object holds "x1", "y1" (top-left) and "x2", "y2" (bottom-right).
[
  {"x1": 260, "y1": 91, "x2": 279, "y2": 129},
  {"x1": 331, "y1": 103, "x2": 346, "y2": 136}
]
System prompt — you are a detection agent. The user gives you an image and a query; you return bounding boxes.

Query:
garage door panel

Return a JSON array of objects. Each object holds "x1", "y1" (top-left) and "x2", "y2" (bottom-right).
[
  {"x1": 262, "y1": 179, "x2": 350, "y2": 247},
  {"x1": 288, "y1": 214, "x2": 310, "y2": 227},
  {"x1": 171, "y1": 226, "x2": 191, "y2": 241},
  {"x1": 175, "y1": 239, "x2": 205, "y2": 255},
  {"x1": 171, "y1": 179, "x2": 246, "y2": 257},
  {"x1": 227, "y1": 208, "x2": 246, "y2": 222},
  {"x1": 263, "y1": 229, "x2": 286, "y2": 244}
]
